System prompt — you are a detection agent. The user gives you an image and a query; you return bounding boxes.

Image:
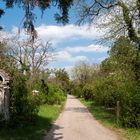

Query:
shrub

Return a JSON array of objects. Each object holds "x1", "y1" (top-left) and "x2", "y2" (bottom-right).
[
  {"x1": 82, "y1": 84, "x2": 94, "y2": 100},
  {"x1": 26, "y1": 77, "x2": 49, "y2": 104},
  {"x1": 10, "y1": 72, "x2": 39, "y2": 125},
  {"x1": 46, "y1": 84, "x2": 66, "y2": 105},
  {"x1": 119, "y1": 81, "x2": 140, "y2": 128},
  {"x1": 72, "y1": 85, "x2": 82, "y2": 97},
  {"x1": 93, "y1": 74, "x2": 140, "y2": 128}
]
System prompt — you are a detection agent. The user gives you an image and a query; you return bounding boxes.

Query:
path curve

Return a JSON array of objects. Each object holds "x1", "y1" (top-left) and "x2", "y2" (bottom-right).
[{"x1": 44, "y1": 95, "x2": 119, "y2": 140}]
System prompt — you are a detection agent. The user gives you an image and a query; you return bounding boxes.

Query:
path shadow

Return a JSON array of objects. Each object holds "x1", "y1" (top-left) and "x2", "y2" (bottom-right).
[
  {"x1": 65, "y1": 107, "x2": 88, "y2": 113},
  {"x1": 44, "y1": 124, "x2": 64, "y2": 140},
  {"x1": 0, "y1": 115, "x2": 54, "y2": 140}
]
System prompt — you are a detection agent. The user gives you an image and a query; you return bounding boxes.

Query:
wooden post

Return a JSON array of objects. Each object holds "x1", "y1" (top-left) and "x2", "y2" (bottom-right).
[{"x1": 116, "y1": 101, "x2": 120, "y2": 120}]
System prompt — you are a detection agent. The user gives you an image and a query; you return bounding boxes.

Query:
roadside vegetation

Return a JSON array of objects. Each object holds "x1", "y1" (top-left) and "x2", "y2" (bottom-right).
[
  {"x1": 0, "y1": 40, "x2": 69, "y2": 139},
  {"x1": 71, "y1": 37, "x2": 140, "y2": 139}
]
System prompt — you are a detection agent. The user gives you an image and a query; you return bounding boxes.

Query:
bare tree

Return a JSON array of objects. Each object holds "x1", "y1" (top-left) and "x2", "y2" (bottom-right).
[{"x1": 7, "y1": 37, "x2": 54, "y2": 76}]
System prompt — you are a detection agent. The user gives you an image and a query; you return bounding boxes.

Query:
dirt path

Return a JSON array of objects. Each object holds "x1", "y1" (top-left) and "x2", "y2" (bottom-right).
[{"x1": 44, "y1": 95, "x2": 119, "y2": 140}]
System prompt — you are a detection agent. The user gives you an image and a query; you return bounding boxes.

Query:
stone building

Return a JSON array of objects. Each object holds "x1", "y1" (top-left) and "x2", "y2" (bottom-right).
[{"x1": 0, "y1": 69, "x2": 10, "y2": 120}]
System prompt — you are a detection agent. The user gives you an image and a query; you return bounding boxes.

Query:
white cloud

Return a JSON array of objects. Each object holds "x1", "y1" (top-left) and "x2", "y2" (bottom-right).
[
  {"x1": 55, "y1": 50, "x2": 88, "y2": 63},
  {"x1": 52, "y1": 43, "x2": 109, "y2": 64},
  {"x1": 1, "y1": 24, "x2": 104, "y2": 45},
  {"x1": 36, "y1": 24, "x2": 103, "y2": 44},
  {"x1": 0, "y1": 24, "x2": 104, "y2": 46},
  {"x1": 65, "y1": 44, "x2": 109, "y2": 53},
  {"x1": 55, "y1": 51, "x2": 71, "y2": 61}
]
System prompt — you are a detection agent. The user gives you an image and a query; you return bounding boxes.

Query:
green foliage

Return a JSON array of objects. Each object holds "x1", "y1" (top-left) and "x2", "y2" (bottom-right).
[
  {"x1": 93, "y1": 74, "x2": 140, "y2": 128},
  {"x1": 26, "y1": 76, "x2": 48, "y2": 104},
  {"x1": 119, "y1": 83, "x2": 140, "y2": 128},
  {"x1": 23, "y1": 69, "x2": 67, "y2": 107},
  {"x1": 82, "y1": 84, "x2": 94, "y2": 100},
  {"x1": 93, "y1": 75, "x2": 122, "y2": 108},
  {"x1": 10, "y1": 72, "x2": 39, "y2": 125},
  {"x1": 46, "y1": 84, "x2": 66, "y2": 105},
  {"x1": 10, "y1": 72, "x2": 28, "y2": 121},
  {"x1": 71, "y1": 84, "x2": 82, "y2": 98},
  {"x1": 26, "y1": 75, "x2": 66, "y2": 105},
  {"x1": 93, "y1": 37, "x2": 140, "y2": 128},
  {"x1": 54, "y1": 68, "x2": 70, "y2": 94}
]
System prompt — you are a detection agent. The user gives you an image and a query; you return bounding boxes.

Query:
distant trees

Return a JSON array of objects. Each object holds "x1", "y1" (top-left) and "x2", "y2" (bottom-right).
[
  {"x1": 54, "y1": 69, "x2": 70, "y2": 92},
  {"x1": 72, "y1": 61, "x2": 99, "y2": 86},
  {"x1": 71, "y1": 61, "x2": 99, "y2": 98}
]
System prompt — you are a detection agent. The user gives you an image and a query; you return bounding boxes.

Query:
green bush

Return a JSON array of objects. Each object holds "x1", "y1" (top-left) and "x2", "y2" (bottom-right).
[
  {"x1": 82, "y1": 84, "x2": 94, "y2": 100},
  {"x1": 26, "y1": 77, "x2": 49, "y2": 104},
  {"x1": 26, "y1": 77, "x2": 66, "y2": 105},
  {"x1": 46, "y1": 84, "x2": 66, "y2": 105},
  {"x1": 93, "y1": 74, "x2": 140, "y2": 128},
  {"x1": 119, "y1": 82, "x2": 140, "y2": 128},
  {"x1": 10, "y1": 72, "x2": 39, "y2": 125},
  {"x1": 72, "y1": 85, "x2": 82, "y2": 97}
]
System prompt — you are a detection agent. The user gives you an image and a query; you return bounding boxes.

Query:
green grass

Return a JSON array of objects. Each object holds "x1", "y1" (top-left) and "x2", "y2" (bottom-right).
[
  {"x1": 0, "y1": 104, "x2": 64, "y2": 140},
  {"x1": 124, "y1": 128, "x2": 140, "y2": 140},
  {"x1": 80, "y1": 98, "x2": 140, "y2": 140}
]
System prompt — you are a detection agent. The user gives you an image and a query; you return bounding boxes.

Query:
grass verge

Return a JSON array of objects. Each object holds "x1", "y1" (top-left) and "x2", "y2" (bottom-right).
[
  {"x1": 0, "y1": 103, "x2": 65, "y2": 140},
  {"x1": 80, "y1": 98, "x2": 140, "y2": 140}
]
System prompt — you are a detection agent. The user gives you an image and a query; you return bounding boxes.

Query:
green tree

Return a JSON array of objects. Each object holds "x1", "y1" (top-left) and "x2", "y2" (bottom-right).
[
  {"x1": 96, "y1": 36, "x2": 140, "y2": 127},
  {"x1": 10, "y1": 71, "x2": 40, "y2": 124},
  {"x1": 100, "y1": 36, "x2": 140, "y2": 82},
  {"x1": 54, "y1": 68, "x2": 70, "y2": 93}
]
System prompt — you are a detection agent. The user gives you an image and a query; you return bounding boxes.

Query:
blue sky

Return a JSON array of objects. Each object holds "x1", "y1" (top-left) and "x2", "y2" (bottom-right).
[{"x1": 0, "y1": 1, "x2": 109, "y2": 72}]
